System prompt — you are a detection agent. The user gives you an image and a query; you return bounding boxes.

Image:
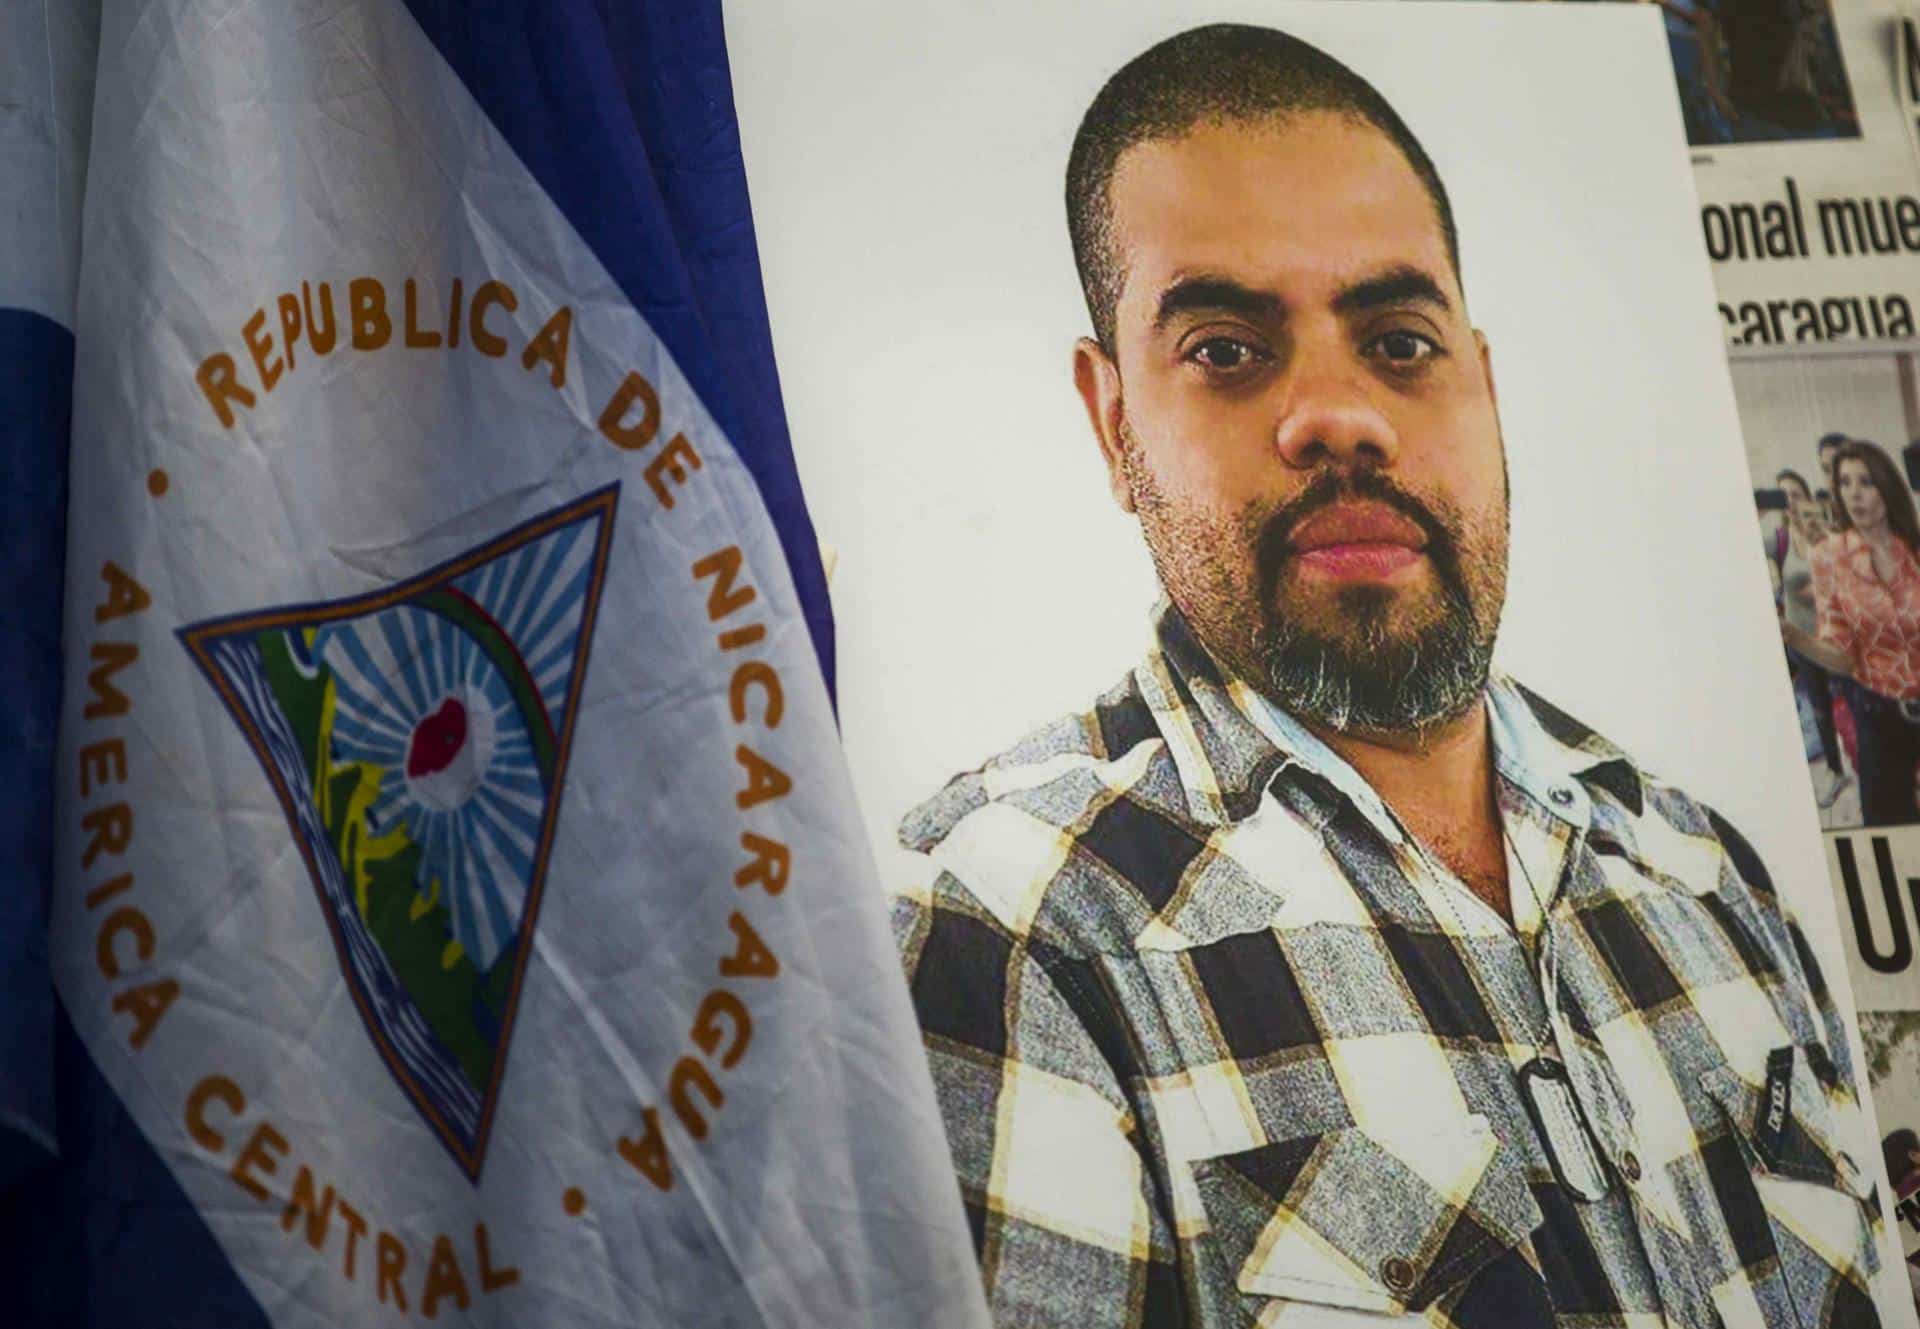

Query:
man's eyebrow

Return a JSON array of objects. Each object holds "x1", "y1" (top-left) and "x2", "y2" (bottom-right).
[
  {"x1": 1332, "y1": 265, "x2": 1452, "y2": 316},
  {"x1": 1151, "y1": 276, "x2": 1284, "y2": 331}
]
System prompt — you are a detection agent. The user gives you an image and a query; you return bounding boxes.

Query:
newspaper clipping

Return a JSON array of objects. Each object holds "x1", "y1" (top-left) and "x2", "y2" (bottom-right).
[
  {"x1": 1733, "y1": 347, "x2": 1920, "y2": 1303},
  {"x1": 1687, "y1": 0, "x2": 1920, "y2": 346}
]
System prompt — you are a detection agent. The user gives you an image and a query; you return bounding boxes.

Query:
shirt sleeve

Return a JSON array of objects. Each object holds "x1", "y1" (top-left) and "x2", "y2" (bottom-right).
[
  {"x1": 892, "y1": 873, "x2": 1186, "y2": 1328},
  {"x1": 1811, "y1": 543, "x2": 1857, "y2": 661}
]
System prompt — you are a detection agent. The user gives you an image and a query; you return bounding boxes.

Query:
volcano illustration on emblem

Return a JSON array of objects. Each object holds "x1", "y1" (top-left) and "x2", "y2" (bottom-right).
[{"x1": 180, "y1": 484, "x2": 619, "y2": 1179}]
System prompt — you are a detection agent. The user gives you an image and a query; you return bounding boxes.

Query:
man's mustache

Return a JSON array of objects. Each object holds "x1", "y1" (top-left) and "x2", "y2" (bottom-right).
[{"x1": 1254, "y1": 469, "x2": 1464, "y2": 600}]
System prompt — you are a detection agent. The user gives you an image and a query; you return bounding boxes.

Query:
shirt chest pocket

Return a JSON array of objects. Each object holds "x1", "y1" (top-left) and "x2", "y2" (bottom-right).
[
  {"x1": 1189, "y1": 1114, "x2": 1554, "y2": 1324},
  {"x1": 1698, "y1": 1044, "x2": 1880, "y2": 1324}
]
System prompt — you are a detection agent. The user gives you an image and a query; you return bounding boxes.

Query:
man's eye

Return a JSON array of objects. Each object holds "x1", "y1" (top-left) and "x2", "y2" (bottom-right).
[
  {"x1": 1187, "y1": 337, "x2": 1266, "y2": 372},
  {"x1": 1368, "y1": 329, "x2": 1440, "y2": 366}
]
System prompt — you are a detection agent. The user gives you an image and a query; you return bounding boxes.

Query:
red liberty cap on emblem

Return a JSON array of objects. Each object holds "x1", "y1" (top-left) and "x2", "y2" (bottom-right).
[{"x1": 408, "y1": 696, "x2": 469, "y2": 778}]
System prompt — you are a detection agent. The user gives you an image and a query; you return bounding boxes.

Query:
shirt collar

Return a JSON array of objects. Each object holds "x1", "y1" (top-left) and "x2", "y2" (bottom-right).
[
  {"x1": 1485, "y1": 679, "x2": 1593, "y2": 830},
  {"x1": 1836, "y1": 528, "x2": 1920, "y2": 578},
  {"x1": 1136, "y1": 601, "x2": 1290, "y2": 827},
  {"x1": 1142, "y1": 599, "x2": 1624, "y2": 835}
]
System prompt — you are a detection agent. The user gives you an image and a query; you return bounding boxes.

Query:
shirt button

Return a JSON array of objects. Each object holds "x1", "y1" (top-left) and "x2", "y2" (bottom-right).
[
  {"x1": 1620, "y1": 1150, "x2": 1642, "y2": 1182},
  {"x1": 1381, "y1": 1256, "x2": 1417, "y2": 1295}
]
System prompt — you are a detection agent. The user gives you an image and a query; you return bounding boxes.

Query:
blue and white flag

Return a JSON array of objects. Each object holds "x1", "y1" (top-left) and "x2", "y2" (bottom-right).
[{"x1": 4, "y1": 3, "x2": 987, "y2": 1324}]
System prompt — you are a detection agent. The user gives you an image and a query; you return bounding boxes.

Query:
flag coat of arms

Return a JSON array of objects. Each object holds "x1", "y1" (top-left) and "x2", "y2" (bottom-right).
[{"x1": 3, "y1": 2, "x2": 989, "y2": 1324}]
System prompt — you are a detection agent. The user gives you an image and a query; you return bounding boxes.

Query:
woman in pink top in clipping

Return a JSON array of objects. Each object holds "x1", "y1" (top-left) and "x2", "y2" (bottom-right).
[{"x1": 1787, "y1": 439, "x2": 1920, "y2": 825}]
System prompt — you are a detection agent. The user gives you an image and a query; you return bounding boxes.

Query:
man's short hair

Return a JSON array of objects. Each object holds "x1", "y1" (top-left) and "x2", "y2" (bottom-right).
[
  {"x1": 1818, "y1": 433, "x2": 1849, "y2": 453},
  {"x1": 1065, "y1": 23, "x2": 1461, "y2": 354}
]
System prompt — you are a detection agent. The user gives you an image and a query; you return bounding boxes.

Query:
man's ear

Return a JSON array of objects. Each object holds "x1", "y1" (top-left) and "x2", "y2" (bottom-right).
[
  {"x1": 1474, "y1": 328, "x2": 1498, "y2": 409},
  {"x1": 1073, "y1": 337, "x2": 1134, "y2": 513}
]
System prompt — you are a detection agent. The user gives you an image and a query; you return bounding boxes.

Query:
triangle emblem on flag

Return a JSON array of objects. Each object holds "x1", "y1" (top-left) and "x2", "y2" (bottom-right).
[{"x1": 179, "y1": 484, "x2": 620, "y2": 1180}]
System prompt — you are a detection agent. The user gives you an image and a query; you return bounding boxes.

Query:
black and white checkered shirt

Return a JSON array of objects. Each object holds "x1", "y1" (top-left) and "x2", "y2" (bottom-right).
[{"x1": 894, "y1": 603, "x2": 1883, "y2": 1328}]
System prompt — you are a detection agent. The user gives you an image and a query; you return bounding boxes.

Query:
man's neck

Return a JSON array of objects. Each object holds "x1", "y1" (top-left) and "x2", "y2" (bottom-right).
[{"x1": 1305, "y1": 697, "x2": 1511, "y2": 923}]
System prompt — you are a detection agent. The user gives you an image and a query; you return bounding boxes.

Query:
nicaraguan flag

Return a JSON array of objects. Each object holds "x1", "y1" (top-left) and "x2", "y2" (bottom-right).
[{"x1": 1, "y1": 3, "x2": 988, "y2": 1324}]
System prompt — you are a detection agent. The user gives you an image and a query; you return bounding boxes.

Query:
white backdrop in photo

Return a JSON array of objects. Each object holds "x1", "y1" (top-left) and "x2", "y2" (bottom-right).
[{"x1": 1734, "y1": 353, "x2": 1914, "y2": 486}]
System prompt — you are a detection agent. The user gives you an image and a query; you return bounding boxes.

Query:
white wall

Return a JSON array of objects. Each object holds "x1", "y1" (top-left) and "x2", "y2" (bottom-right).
[{"x1": 1732, "y1": 353, "x2": 1913, "y2": 489}]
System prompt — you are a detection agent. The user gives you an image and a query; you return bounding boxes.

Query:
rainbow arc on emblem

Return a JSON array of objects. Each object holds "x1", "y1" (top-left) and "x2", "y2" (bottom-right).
[{"x1": 180, "y1": 485, "x2": 619, "y2": 1179}]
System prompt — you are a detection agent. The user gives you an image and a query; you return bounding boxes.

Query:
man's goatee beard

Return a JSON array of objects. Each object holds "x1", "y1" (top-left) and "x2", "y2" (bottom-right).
[{"x1": 1252, "y1": 584, "x2": 1494, "y2": 735}]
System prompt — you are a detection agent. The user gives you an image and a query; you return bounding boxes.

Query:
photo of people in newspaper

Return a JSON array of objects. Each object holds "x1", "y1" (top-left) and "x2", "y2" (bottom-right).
[
  {"x1": 1736, "y1": 356, "x2": 1920, "y2": 1322},
  {"x1": 1859, "y1": 1012, "x2": 1920, "y2": 1307},
  {"x1": 1737, "y1": 352, "x2": 1920, "y2": 830},
  {"x1": 1653, "y1": 0, "x2": 1859, "y2": 145}
]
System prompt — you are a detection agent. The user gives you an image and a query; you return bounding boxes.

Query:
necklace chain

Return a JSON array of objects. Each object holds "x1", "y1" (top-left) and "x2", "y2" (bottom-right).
[{"x1": 1397, "y1": 813, "x2": 1559, "y2": 1057}]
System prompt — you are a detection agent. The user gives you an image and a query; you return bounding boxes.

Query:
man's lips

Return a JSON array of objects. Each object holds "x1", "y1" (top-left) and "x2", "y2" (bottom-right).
[
  {"x1": 1286, "y1": 502, "x2": 1428, "y2": 580},
  {"x1": 1288, "y1": 501, "x2": 1428, "y2": 551}
]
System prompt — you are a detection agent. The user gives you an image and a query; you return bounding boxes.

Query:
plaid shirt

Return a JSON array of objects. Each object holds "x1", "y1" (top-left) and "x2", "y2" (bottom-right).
[{"x1": 893, "y1": 603, "x2": 1883, "y2": 1328}]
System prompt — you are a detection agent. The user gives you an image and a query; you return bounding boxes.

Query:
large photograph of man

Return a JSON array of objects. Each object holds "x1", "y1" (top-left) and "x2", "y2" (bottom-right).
[
  {"x1": 883, "y1": 24, "x2": 1885, "y2": 1328},
  {"x1": 728, "y1": 2, "x2": 1912, "y2": 1324}
]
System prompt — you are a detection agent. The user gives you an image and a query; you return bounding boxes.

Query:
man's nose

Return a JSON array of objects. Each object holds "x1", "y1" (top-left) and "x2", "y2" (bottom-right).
[{"x1": 1271, "y1": 350, "x2": 1399, "y2": 470}]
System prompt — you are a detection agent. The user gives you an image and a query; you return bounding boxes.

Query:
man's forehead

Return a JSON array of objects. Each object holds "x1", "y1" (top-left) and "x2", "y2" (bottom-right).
[{"x1": 1106, "y1": 112, "x2": 1456, "y2": 318}]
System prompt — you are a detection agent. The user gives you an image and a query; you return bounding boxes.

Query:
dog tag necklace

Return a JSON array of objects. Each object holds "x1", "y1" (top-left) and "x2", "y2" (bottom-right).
[
  {"x1": 1507, "y1": 828, "x2": 1612, "y2": 1203},
  {"x1": 1401, "y1": 820, "x2": 1612, "y2": 1203}
]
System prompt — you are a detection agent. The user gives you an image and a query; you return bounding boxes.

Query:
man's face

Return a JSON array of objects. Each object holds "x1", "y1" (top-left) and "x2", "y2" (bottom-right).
[{"x1": 1074, "y1": 112, "x2": 1509, "y2": 735}]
